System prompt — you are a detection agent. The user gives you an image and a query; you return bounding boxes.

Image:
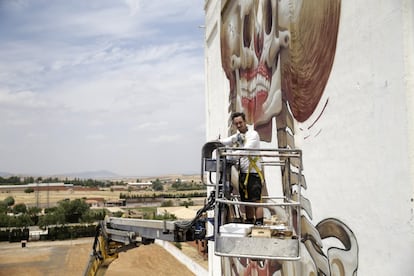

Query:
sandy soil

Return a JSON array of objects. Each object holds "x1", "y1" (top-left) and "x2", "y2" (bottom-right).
[
  {"x1": 0, "y1": 188, "x2": 204, "y2": 207},
  {"x1": 0, "y1": 238, "x2": 207, "y2": 276}
]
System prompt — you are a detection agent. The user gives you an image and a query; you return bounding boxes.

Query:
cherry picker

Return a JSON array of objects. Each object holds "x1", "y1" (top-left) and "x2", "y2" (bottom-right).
[{"x1": 83, "y1": 142, "x2": 303, "y2": 275}]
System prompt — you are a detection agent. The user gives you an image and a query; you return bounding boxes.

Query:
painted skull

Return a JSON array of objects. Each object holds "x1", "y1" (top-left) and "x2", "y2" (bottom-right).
[
  {"x1": 221, "y1": 0, "x2": 292, "y2": 139},
  {"x1": 221, "y1": 0, "x2": 341, "y2": 142}
]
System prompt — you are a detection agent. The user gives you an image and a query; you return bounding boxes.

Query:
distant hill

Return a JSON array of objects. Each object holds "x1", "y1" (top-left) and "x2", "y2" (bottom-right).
[
  {"x1": 0, "y1": 170, "x2": 119, "y2": 179},
  {"x1": 59, "y1": 170, "x2": 119, "y2": 179},
  {"x1": 0, "y1": 170, "x2": 200, "y2": 181},
  {"x1": 0, "y1": 171, "x2": 12, "y2": 177}
]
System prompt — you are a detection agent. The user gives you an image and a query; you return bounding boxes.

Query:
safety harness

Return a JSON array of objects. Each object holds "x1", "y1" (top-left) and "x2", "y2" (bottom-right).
[{"x1": 241, "y1": 156, "x2": 264, "y2": 198}]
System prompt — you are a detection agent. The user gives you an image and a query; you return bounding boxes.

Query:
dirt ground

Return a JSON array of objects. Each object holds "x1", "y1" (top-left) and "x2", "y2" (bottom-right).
[
  {"x1": 0, "y1": 238, "x2": 207, "y2": 276},
  {"x1": 0, "y1": 190, "x2": 126, "y2": 207},
  {"x1": 0, "y1": 188, "x2": 204, "y2": 207}
]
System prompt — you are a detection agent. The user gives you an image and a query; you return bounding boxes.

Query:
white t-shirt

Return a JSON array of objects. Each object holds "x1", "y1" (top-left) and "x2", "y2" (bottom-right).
[{"x1": 220, "y1": 126, "x2": 262, "y2": 173}]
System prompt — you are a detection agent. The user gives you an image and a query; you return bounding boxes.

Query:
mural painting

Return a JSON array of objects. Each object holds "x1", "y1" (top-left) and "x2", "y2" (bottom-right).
[{"x1": 219, "y1": 0, "x2": 359, "y2": 275}]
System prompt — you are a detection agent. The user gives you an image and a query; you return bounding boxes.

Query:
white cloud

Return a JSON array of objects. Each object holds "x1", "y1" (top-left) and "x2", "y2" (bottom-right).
[
  {"x1": 0, "y1": 89, "x2": 46, "y2": 108},
  {"x1": 0, "y1": 0, "x2": 206, "y2": 176},
  {"x1": 124, "y1": 0, "x2": 141, "y2": 16},
  {"x1": 134, "y1": 121, "x2": 168, "y2": 130},
  {"x1": 151, "y1": 134, "x2": 182, "y2": 143},
  {"x1": 85, "y1": 134, "x2": 106, "y2": 141}
]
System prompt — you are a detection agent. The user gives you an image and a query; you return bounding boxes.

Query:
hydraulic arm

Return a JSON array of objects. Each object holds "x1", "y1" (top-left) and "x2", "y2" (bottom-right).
[
  {"x1": 84, "y1": 142, "x2": 304, "y2": 275},
  {"x1": 83, "y1": 192, "x2": 215, "y2": 276}
]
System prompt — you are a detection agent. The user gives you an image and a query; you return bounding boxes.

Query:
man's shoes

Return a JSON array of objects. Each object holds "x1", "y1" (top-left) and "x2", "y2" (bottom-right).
[{"x1": 254, "y1": 218, "x2": 263, "y2": 225}]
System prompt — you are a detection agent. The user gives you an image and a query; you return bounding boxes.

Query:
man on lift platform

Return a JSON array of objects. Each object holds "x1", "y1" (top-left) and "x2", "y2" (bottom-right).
[{"x1": 220, "y1": 112, "x2": 264, "y2": 225}]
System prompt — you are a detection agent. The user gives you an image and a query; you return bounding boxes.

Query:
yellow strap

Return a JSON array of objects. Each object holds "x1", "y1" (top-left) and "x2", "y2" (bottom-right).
[
  {"x1": 249, "y1": 156, "x2": 264, "y2": 182},
  {"x1": 242, "y1": 157, "x2": 264, "y2": 198},
  {"x1": 242, "y1": 174, "x2": 249, "y2": 198}
]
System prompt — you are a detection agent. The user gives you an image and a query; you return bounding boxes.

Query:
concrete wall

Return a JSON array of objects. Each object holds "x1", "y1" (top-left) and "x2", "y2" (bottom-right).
[
  {"x1": 156, "y1": 240, "x2": 208, "y2": 276},
  {"x1": 204, "y1": 2, "x2": 230, "y2": 275},
  {"x1": 204, "y1": 0, "x2": 414, "y2": 275}
]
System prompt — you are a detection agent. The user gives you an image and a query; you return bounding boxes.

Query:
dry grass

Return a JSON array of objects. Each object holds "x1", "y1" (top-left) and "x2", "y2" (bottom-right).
[{"x1": 0, "y1": 190, "x2": 121, "y2": 207}]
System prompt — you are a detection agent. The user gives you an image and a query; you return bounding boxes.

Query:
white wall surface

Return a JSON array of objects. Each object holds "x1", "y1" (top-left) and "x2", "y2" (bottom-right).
[
  {"x1": 204, "y1": 0, "x2": 414, "y2": 275},
  {"x1": 298, "y1": 1, "x2": 413, "y2": 274},
  {"x1": 204, "y1": 1, "x2": 230, "y2": 275}
]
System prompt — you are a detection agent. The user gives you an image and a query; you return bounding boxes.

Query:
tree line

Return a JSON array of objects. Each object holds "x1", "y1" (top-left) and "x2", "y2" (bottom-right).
[
  {"x1": 119, "y1": 191, "x2": 207, "y2": 199},
  {"x1": 0, "y1": 176, "x2": 121, "y2": 187},
  {"x1": 0, "y1": 196, "x2": 105, "y2": 229},
  {"x1": 0, "y1": 176, "x2": 204, "y2": 190}
]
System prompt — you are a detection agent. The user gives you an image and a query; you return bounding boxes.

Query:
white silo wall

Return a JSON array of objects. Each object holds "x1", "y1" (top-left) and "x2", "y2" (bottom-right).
[{"x1": 204, "y1": 0, "x2": 414, "y2": 275}]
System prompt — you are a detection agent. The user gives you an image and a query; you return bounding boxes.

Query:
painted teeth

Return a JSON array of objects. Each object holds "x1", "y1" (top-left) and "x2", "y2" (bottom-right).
[{"x1": 239, "y1": 73, "x2": 270, "y2": 98}]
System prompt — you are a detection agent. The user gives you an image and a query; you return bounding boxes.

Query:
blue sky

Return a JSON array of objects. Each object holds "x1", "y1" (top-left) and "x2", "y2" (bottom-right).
[{"x1": 0, "y1": 0, "x2": 206, "y2": 177}]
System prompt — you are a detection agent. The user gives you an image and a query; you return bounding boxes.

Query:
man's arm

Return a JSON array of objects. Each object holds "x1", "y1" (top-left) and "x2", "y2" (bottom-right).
[
  {"x1": 243, "y1": 130, "x2": 260, "y2": 149},
  {"x1": 220, "y1": 133, "x2": 237, "y2": 146}
]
